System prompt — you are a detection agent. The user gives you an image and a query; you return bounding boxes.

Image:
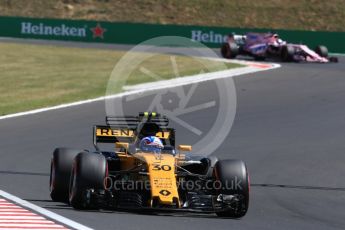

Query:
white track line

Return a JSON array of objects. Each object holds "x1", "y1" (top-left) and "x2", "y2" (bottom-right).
[
  {"x1": 0, "y1": 190, "x2": 93, "y2": 230},
  {"x1": 0, "y1": 61, "x2": 280, "y2": 121}
]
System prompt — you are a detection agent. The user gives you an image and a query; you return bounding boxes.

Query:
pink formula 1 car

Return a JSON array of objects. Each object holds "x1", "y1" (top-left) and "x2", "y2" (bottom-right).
[{"x1": 221, "y1": 32, "x2": 338, "y2": 63}]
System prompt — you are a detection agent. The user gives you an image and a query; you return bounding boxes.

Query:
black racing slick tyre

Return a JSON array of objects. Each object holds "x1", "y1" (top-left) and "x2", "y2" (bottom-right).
[
  {"x1": 221, "y1": 42, "x2": 239, "y2": 59},
  {"x1": 329, "y1": 56, "x2": 339, "y2": 63},
  {"x1": 50, "y1": 148, "x2": 81, "y2": 202},
  {"x1": 281, "y1": 45, "x2": 295, "y2": 62},
  {"x1": 315, "y1": 45, "x2": 328, "y2": 58},
  {"x1": 69, "y1": 152, "x2": 107, "y2": 209},
  {"x1": 214, "y1": 159, "x2": 249, "y2": 218}
]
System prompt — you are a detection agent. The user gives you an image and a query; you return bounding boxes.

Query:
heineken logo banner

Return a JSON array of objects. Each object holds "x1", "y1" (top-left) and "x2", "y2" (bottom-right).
[
  {"x1": 21, "y1": 22, "x2": 88, "y2": 37},
  {"x1": 1, "y1": 16, "x2": 110, "y2": 42},
  {"x1": 0, "y1": 16, "x2": 344, "y2": 53}
]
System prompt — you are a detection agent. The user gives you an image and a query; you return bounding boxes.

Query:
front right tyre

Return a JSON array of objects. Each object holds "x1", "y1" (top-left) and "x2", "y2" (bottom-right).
[
  {"x1": 69, "y1": 152, "x2": 107, "y2": 209},
  {"x1": 214, "y1": 159, "x2": 250, "y2": 218},
  {"x1": 221, "y1": 42, "x2": 239, "y2": 59}
]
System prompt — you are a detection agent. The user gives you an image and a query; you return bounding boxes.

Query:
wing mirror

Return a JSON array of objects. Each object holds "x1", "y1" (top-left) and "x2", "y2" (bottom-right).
[{"x1": 178, "y1": 145, "x2": 192, "y2": 152}]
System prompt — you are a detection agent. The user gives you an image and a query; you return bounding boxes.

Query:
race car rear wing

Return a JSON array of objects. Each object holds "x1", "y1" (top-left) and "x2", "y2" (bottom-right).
[
  {"x1": 93, "y1": 125, "x2": 135, "y2": 144},
  {"x1": 93, "y1": 125, "x2": 175, "y2": 148},
  {"x1": 93, "y1": 112, "x2": 175, "y2": 150}
]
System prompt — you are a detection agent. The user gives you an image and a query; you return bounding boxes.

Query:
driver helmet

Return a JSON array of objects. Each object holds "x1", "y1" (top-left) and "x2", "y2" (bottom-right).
[
  {"x1": 270, "y1": 34, "x2": 280, "y2": 46},
  {"x1": 139, "y1": 136, "x2": 164, "y2": 153},
  {"x1": 277, "y1": 38, "x2": 286, "y2": 45}
]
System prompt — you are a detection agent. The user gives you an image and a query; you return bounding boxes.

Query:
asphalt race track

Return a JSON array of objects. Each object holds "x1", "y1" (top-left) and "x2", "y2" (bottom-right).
[{"x1": 0, "y1": 56, "x2": 345, "y2": 230}]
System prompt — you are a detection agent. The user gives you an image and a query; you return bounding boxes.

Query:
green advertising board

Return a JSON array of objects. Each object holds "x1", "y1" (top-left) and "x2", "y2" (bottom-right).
[{"x1": 0, "y1": 16, "x2": 344, "y2": 53}]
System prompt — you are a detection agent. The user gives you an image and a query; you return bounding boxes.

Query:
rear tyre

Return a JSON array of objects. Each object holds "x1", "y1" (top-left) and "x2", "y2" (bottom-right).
[
  {"x1": 281, "y1": 45, "x2": 295, "y2": 62},
  {"x1": 315, "y1": 45, "x2": 328, "y2": 58},
  {"x1": 329, "y1": 56, "x2": 339, "y2": 63},
  {"x1": 50, "y1": 148, "x2": 81, "y2": 202},
  {"x1": 214, "y1": 159, "x2": 249, "y2": 218},
  {"x1": 69, "y1": 152, "x2": 107, "y2": 209},
  {"x1": 221, "y1": 42, "x2": 239, "y2": 59}
]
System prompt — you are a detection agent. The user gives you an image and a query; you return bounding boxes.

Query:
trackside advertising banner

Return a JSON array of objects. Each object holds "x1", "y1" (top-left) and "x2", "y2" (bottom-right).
[{"x1": 0, "y1": 16, "x2": 344, "y2": 53}]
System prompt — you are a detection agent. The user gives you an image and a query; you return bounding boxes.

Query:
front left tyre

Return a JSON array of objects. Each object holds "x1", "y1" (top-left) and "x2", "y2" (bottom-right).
[
  {"x1": 214, "y1": 159, "x2": 250, "y2": 218},
  {"x1": 315, "y1": 45, "x2": 328, "y2": 58},
  {"x1": 280, "y1": 45, "x2": 295, "y2": 62}
]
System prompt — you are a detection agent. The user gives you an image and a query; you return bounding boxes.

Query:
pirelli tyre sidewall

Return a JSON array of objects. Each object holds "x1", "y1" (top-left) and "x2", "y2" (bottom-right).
[
  {"x1": 50, "y1": 148, "x2": 81, "y2": 202},
  {"x1": 221, "y1": 42, "x2": 239, "y2": 59},
  {"x1": 69, "y1": 152, "x2": 107, "y2": 209},
  {"x1": 214, "y1": 159, "x2": 249, "y2": 218},
  {"x1": 280, "y1": 45, "x2": 295, "y2": 62},
  {"x1": 314, "y1": 45, "x2": 328, "y2": 58}
]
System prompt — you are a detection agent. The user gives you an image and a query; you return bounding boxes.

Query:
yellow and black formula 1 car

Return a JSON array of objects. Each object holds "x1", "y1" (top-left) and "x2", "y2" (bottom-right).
[{"x1": 49, "y1": 112, "x2": 250, "y2": 217}]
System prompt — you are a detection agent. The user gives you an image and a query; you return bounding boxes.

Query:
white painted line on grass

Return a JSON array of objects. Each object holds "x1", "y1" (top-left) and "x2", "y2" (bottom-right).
[{"x1": 0, "y1": 190, "x2": 93, "y2": 230}]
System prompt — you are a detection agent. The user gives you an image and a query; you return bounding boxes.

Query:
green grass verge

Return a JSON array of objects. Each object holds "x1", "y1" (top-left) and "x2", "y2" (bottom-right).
[
  {"x1": 0, "y1": 42, "x2": 242, "y2": 115},
  {"x1": 1, "y1": 0, "x2": 344, "y2": 32}
]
